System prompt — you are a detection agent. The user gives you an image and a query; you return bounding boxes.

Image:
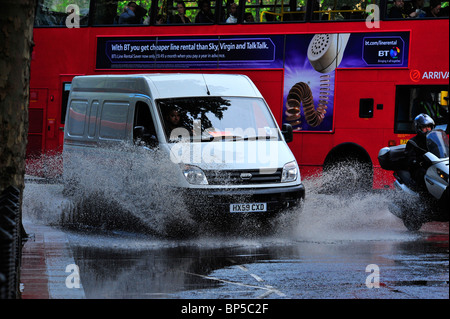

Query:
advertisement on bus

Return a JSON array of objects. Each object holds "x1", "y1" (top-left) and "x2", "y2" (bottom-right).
[{"x1": 97, "y1": 31, "x2": 410, "y2": 133}]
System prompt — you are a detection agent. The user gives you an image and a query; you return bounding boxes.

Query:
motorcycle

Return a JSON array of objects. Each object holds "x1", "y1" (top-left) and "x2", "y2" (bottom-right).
[{"x1": 378, "y1": 129, "x2": 449, "y2": 231}]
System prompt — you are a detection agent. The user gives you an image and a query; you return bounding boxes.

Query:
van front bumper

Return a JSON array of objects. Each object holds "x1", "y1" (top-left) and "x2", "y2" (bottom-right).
[{"x1": 181, "y1": 183, "x2": 305, "y2": 216}]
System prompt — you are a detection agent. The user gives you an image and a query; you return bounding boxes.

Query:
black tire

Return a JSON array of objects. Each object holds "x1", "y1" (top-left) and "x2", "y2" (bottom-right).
[{"x1": 402, "y1": 216, "x2": 423, "y2": 231}]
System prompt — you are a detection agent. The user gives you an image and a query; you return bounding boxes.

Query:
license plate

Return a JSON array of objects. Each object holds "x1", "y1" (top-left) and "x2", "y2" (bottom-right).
[{"x1": 230, "y1": 203, "x2": 267, "y2": 213}]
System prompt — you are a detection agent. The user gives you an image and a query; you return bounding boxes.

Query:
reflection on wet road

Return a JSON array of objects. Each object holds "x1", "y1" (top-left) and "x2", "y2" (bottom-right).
[{"x1": 67, "y1": 224, "x2": 448, "y2": 299}]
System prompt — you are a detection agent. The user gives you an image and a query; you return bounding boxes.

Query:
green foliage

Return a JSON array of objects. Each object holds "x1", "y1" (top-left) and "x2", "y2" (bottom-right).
[
  {"x1": 117, "y1": 0, "x2": 152, "y2": 14},
  {"x1": 47, "y1": 0, "x2": 89, "y2": 12},
  {"x1": 159, "y1": 97, "x2": 230, "y2": 134}
]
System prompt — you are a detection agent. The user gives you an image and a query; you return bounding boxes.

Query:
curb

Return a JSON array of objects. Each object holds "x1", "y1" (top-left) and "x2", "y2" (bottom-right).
[{"x1": 20, "y1": 222, "x2": 85, "y2": 299}]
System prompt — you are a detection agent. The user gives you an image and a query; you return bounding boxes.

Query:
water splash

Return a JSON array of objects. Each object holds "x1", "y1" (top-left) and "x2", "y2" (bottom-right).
[
  {"x1": 282, "y1": 165, "x2": 418, "y2": 242},
  {"x1": 22, "y1": 146, "x2": 417, "y2": 242},
  {"x1": 61, "y1": 144, "x2": 199, "y2": 238}
]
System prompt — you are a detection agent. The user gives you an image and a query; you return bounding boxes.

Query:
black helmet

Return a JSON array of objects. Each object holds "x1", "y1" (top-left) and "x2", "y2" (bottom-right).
[{"x1": 414, "y1": 113, "x2": 435, "y2": 134}]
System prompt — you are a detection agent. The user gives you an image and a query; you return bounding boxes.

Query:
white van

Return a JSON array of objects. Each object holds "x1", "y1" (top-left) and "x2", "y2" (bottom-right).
[{"x1": 63, "y1": 74, "x2": 305, "y2": 222}]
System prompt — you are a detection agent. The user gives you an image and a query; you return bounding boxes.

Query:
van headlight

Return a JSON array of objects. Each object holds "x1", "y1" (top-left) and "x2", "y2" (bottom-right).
[
  {"x1": 281, "y1": 161, "x2": 299, "y2": 183},
  {"x1": 183, "y1": 165, "x2": 208, "y2": 185}
]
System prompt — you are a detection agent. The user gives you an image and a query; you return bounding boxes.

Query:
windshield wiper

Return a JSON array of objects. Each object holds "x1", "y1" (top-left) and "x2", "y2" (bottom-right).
[
  {"x1": 195, "y1": 134, "x2": 279, "y2": 142},
  {"x1": 199, "y1": 134, "x2": 244, "y2": 142},
  {"x1": 242, "y1": 135, "x2": 278, "y2": 141},
  {"x1": 202, "y1": 135, "x2": 278, "y2": 142}
]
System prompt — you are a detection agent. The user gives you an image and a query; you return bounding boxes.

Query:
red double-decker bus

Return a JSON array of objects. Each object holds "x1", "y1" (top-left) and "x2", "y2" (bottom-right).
[{"x1": 28, "y1": 0, "x2": 449, "y2": 188}]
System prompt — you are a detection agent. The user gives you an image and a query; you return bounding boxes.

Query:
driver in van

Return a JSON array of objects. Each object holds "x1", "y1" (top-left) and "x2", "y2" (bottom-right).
[
  {"x1": 405, "y1": 113, "x2": 435, "y2": 192},
  {"x1": 165, "y1": 108, "x2": 183, "y2": 139}
]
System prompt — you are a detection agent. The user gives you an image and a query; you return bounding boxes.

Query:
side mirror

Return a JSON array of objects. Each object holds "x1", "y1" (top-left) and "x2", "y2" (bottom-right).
[
  {"x1": 133, "y1": 126, "x2": 145, "y2": 139},
  {"x1": 281, "y1": 123, "x2": 293, "y2": 143},
  {"x1": 134, "y1": 126, "x2": 158, "y2": 148}
]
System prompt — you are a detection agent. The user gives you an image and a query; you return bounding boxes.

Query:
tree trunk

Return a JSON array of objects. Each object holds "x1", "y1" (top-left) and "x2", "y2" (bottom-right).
[
  {"x1": 0, "y1": 0, "x2": 36, "y2": 299},
  {"x1": 0, "y1": 0, "x2": 35, "y2": 192}
]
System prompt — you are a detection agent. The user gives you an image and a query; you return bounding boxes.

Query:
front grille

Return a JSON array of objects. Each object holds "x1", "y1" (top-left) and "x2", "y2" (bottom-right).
[{"x1": 204, "y1": 168, "x2": 282, "y2": 185}]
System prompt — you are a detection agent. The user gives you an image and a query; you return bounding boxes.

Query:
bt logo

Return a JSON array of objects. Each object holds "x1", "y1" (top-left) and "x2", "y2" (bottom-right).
[
  {"x1": 389, "y1": 46, "x2": 401, "y2": 59},
  {"x1": 378, "y1": 47, "x2": 401, "y2": 58}
]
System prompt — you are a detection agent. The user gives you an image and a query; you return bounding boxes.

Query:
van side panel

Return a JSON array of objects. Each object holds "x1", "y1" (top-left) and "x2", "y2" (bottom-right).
[
  {"x1": 99, "y1": 100, "x2": 130, "y2": 141},
  {"x1": 88, "y1": 101, "x2": 99, "y2": 138},
  {"x1": 67, "y1": 99, "x2": 88, "y2": 137}
]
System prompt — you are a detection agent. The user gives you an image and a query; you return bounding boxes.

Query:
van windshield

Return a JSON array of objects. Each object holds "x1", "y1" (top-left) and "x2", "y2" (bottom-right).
[{"x1": 157, "y1": 97, "x2": 280, "y2": 143}]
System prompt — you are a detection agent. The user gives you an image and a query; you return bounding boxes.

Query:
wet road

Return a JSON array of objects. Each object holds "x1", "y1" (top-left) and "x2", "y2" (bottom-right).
[
  {"x1": 22, "y1": 182, "x2": 449, "y2": 299},
  {"x1": 65, "y1": 224, "x2": 448, "y2": 299}
]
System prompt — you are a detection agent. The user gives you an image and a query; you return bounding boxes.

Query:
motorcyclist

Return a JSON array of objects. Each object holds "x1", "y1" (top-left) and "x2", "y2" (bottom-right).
[{"x1": 405, "y1": 113, "x2": 435, "y2": 192}]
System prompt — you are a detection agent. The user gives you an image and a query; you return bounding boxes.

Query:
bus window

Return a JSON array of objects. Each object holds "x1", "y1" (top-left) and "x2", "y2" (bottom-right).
[
  {"x1": 220, "y1": 0, "x2": 239, "y2": 23},
  {"x1": 160, "y1": 0, "x2": 218, "y2": 24},
  {"x1": 154, "y1": 0, "x2": 200, "y2": 24},
  {"x1": 93, "y1": 1, "x2": 218, "y2": 25},
  {"x1": 193, "y1": 0, "x2": 217, "y2": 23},
  {"x1": 61, "y1": 82, "x2": 71, "y2": 124},
  {"x1": 93, "y1": 0, "x2": 120, "y2": 25},
  {"x1": 359, "y1": 98, "x2": 374, "y2": 118},
  {"x1": 311, "y1": 0, "x2": 375, "y2": 21},
  {"x1": 170, "y1": 0, "x2": 199, "y2": 24},
  {"x1": 394, "y1": 85, "x2": 449, "y2": 133},
  {"x1": 116, "y1": 0, "x2": 150, "y2": 24},
  {"x1": 243, "y1": 0, "x2": 307, "y2": 22},
  {"x1": 386, "y1": 0, "x2": 449, "y2": 19},
  {"x1": 92, "y1": 0, "x2": 151, "y2": 25},
  {"x1": 35, "y1": 0, "x2": 89, "y2": 27}
]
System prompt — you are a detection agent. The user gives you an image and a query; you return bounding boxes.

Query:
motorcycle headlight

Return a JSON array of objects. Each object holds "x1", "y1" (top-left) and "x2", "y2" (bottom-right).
[
  {"x1": 183, "y1": 165, "x2": 208, "y2": 185},
  {"x1": 437, "y1": 168, "x2": 448, "y2": 183},
  {"x1": 281, "y1": 161, "x2": 299, "y2": 183}
]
